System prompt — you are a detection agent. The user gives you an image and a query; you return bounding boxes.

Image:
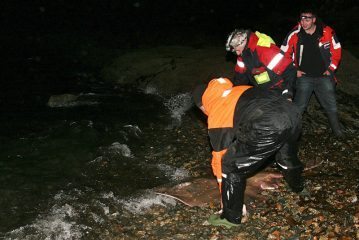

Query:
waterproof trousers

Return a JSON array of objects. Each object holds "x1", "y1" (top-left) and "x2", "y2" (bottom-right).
[{"x1": 221, "y1": 93, "x2": 304, "y2": 224}]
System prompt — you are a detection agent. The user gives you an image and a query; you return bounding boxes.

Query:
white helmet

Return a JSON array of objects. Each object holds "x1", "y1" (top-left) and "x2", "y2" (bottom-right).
[{"x1": 226, "y1": 29, "x2": 248, "y2": 52}]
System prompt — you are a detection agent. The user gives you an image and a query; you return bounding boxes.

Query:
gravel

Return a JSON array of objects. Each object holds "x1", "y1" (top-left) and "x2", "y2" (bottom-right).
[{"x1": 102, "y1": 90, "x2": 359, "y2": 239}]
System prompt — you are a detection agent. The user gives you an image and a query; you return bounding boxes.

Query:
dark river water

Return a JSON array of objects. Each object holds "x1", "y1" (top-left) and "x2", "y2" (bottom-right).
[{"x1": 0, "y1": 83, "x2": 194, "y2": 239}]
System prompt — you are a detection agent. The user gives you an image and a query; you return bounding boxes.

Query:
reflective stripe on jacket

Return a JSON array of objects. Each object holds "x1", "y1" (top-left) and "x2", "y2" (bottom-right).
[
  {"x1": 202, "y1": 78, "x2": 252, "y2": 151},
  {"x1": 280, "y1": 23, "x2": 342, "y2": 73},
  {"x1": 234, "y1": 31, "x2": 293, "y2": 91},
  {"x1": 202, "y1": 78, "x2": 252, "y2": 180}
]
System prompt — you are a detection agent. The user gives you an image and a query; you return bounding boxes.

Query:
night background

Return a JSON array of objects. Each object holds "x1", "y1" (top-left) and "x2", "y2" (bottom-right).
[
  {"x1": 1, "y1": 0, "x2": 358, "y2": 107},
  {"x1": 0, "y1": 0, "x2": 359, "y2": 239}
]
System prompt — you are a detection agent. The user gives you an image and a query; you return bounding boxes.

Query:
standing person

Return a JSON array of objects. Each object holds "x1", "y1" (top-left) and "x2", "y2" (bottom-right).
[
  {"x1": 225, "y1": 29, "x2": 296, "y2": 100},
  {"x1": 192, "y1": 78, "x2": 304, "y2": 227},
  {"x1": 281, "y1": 9, "x2": 343, "y2": 137}
]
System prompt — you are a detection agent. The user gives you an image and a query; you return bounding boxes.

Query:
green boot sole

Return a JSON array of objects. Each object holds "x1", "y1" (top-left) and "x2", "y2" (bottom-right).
[{"x1": 208, "y1": 214, "x2": 240, "y2": 229}]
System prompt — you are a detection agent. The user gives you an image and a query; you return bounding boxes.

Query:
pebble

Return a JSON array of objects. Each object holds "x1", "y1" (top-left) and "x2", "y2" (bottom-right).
[{"x1": 100, "y1": 94, "x2": 359, "y2": 239}]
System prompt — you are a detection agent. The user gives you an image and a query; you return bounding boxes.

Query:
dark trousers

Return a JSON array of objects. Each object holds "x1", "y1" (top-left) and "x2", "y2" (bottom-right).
[
  {"x1": 294, "y1": 76, "x2": 338, "y2": 114},
  {"x1": 294, "y1": 76, "x2": 343, "y2": 136},
  {"x1": 221, "y1": 94, "x2": 303, "y2": 224}
]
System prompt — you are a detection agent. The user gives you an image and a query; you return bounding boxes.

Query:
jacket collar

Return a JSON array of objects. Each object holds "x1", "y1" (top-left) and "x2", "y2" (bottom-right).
[{"x1": 247, "y1": 31, "x2": 258, "y2": 52}]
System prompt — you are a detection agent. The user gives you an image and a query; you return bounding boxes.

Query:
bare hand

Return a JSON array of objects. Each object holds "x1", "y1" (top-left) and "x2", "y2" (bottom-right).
[
  {"x1": 297, "y1": 70, "x2": 306, "y2": 78},
  {"x1": 323, "y1": 70, "x2": 331, "y2": 76}
]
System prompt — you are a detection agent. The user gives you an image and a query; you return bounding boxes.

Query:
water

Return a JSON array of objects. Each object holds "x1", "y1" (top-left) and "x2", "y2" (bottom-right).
[{"x1": 0, "y1": 86, "x2": 193, "y2": 239}]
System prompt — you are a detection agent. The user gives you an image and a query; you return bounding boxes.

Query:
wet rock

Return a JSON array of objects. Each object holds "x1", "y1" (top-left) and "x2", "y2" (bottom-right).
[{"x1": 47, "y1": 93, "x2": 78, "y2": 107}]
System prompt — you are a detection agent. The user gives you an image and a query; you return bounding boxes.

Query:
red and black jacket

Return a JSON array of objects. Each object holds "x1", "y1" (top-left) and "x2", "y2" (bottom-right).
[
  {"x1": 233, "y1": 31, "x2": 295, "y2": 98},
  {"x1": 281, "y1": 23, "x2": 342, "y2": 76}
]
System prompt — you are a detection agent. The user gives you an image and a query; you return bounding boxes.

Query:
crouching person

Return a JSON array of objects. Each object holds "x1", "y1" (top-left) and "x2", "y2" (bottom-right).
[{"x1": 192, "y1": 78, "x2": 304, "y2": 227}]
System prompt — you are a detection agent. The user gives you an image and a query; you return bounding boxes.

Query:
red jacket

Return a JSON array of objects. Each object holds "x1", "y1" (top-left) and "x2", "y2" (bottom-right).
[
  {"x1": 234, "y1": 31, "x2": 295, "y2": 97},
  {"x1": 280, "y1": 23, "x2": 341, "y2": 74}
]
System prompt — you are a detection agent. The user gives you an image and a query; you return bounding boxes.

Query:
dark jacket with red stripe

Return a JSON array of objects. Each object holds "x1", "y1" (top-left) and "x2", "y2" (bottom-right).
[
  {"x1": 233, "y1": 31, "x2": 296, "y2": 98},
  {"x1": 280, "y1": 23, "x2": 341, "y2": 75}
]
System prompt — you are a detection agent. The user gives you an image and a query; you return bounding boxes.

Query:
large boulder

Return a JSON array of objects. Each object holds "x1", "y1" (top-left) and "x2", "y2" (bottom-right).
[
  {"x1": 101, "y1": 46, "x2": 233, "y2": 95},
  {"x1": 101, "y1": 46, "x2": 359, "y2": 96},
  {"x1": 336, "y1": 50, "x2": 359, "y2": 96}
]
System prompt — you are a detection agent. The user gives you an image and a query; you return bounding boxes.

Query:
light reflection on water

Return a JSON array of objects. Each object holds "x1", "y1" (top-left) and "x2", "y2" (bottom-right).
[{"x1": 0, "y1": 90, "x2": 192, "y2": 239}]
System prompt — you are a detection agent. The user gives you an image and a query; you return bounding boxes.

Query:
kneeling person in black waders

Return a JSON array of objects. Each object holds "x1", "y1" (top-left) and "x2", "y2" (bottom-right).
[{"x1": 192, "y1": 78, "x2": 304, "y2": 227}]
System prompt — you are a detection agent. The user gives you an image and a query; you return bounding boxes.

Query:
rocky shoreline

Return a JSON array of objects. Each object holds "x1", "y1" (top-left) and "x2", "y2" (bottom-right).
[
  {"x1": 91, "y1": 88, "x2": 358, "y2": 239},
  {"x1": 75, "y1": 45, "x2": 359, "y2": 239}
]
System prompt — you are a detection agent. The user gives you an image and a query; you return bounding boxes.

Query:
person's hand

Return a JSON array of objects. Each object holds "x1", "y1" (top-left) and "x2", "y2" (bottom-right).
[
  {"x1": 297, "y1": 70, "x2": 306, "y2": 78},
  {"x1": 323, "y1": 70, "x2": 331, "y2": 76}
]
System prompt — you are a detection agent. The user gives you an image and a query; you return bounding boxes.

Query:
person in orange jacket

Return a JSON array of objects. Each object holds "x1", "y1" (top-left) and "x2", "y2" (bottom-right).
[{"x1": 192, "y1": 78, "x2": 304, "y2": 227}]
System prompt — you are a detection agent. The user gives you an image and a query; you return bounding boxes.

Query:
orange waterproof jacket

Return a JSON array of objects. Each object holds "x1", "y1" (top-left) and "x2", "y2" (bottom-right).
[{"x1": 202, "y1": 78, "x2": 252, "y2": 181}]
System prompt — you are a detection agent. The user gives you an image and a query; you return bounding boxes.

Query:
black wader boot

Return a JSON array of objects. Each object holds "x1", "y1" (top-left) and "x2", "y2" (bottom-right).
[
  {"x1": 221, "y1": 173, "x2": 246, "y2": 224},
  {"x1": 277, "y1": 159, "x2": 304, "y2": 193},
  {"x1": 327, "y1": 112, "x2": 344, "y2": 138}
]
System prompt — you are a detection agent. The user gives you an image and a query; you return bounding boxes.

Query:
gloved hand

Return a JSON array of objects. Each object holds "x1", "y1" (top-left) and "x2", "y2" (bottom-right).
[{"x1": 211, "y1": 149, "x2": 227, "y2": 183}]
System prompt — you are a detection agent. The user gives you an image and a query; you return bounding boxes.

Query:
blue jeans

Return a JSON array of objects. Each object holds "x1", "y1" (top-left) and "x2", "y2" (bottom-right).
[{"x1": 294, "y1": 76, "x2": 338, "y2": 114}]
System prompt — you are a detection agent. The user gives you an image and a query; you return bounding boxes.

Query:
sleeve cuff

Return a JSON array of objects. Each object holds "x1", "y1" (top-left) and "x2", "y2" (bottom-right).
[
  {"x1": 328, "y1": 66, "x2": 336, "y2": 73},
  {"x1": 282, "y1": 89, "x2": 293, "y2": 99}
]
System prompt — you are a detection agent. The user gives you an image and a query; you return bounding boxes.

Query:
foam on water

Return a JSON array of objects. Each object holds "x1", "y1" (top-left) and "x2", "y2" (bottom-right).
[
  {"x1": 4, "y1": 163, "x2": 188, "y2": 238},
  {"x1": 87, "y1": 141, "x2": 134, "y2": 165},
  {"x1": 156, "y1": 164, "x2": 190, "y2": 182},
  {"x1": 120, "y1": 190, "x2": 177, "y2": 214},
  {"x1": 142, "y1": 85, "x2": 161, "y2": 96},
  {"x1": 163, "y1": 93, "x2": 193, "y2": 127},
  {"x1": 4, "y1": 188, "x2": 127, "y2": 239},
  {"x1": 5, "y1": 204, "x2": 88, "y2": 240},
  {"x1": 140, "y1": 86, "x2": 193, "y2": 127},
  {"x1": 109, "y1": 163, "x2": 190, "y2": 215},
  {"x1": 101, "y1": 191, "x2": 116, "y2": 200}
]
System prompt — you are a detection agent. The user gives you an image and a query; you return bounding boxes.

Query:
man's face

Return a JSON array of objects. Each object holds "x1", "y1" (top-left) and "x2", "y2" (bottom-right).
[
  {"x1": 300, "y1": 13, "x2": 316, "y2": 31},
  {"x1": 234, "y1": 44, "x2": 246, "y2": 56}
]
